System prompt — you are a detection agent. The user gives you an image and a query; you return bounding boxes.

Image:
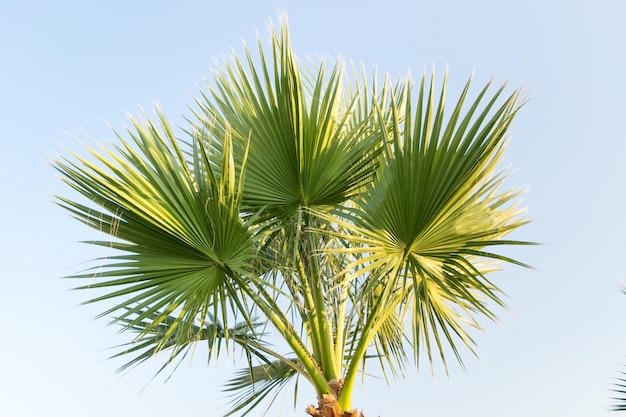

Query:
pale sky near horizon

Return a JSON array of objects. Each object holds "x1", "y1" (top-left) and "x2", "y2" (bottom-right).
[{"x1": 2, "y1": 1, "x2": 626, "y2": 416}]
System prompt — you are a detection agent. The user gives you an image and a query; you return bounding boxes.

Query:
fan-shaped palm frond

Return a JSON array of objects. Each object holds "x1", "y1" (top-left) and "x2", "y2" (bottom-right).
[
  {"x1": 54, "y1": 109, "x2": 257, "y2": 359},
  {"x1": 192, "y1": 23, "x2": 383, "y2": 221},
  {"x1": 330, "y1": 73, "x2": 533, "y2": 409}
]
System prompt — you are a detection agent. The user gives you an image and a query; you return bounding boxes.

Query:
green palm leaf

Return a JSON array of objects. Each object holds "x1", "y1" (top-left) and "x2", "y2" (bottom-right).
[
  {"x1": 223, "y1": 359, "x2": 300, "y2": 417},
  {"x1": 110, "y1": 309, "x2": 266, "y2": 378},
  {"x1": 612, "y1": 368, "x2": 626, "y2": 411},
  {"x1": 54, "y1": 109, "x2": 256, "y2": 358},
  {"x1": 333, "y1": 73, "x2": 533, "y2": 407},
  {"x1": 192, "y1": 23, "x2": 382, "y2": 220}
]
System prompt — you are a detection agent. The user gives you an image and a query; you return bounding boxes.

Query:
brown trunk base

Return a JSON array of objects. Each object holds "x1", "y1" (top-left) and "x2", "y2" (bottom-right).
[{"x1": 305, "y1": 394, "x2": 365, "y2": 417}]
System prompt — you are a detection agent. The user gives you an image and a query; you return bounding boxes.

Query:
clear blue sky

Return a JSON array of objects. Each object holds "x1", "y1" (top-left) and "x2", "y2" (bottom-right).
[{"x1": 2, "y1": 1, "x2": 626, "y2": 416}]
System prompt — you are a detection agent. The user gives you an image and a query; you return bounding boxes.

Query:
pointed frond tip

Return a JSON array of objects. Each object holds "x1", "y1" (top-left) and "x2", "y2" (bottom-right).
[{"x1": 109, "y1": 309, "x2": 270, "y2": 380}]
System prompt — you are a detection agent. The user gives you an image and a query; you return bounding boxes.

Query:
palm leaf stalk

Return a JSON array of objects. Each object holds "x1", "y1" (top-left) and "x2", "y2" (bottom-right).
[{"x1": 54, "y1": 18, "x2": 533, "y2": 417}]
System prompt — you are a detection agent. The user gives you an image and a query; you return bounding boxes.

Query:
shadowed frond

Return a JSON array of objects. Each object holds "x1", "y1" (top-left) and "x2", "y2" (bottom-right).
[
  {"x1": 612, "y1": 369, "x2": 626, "y2": 411},
  {"x1": 110, "y1": 309, "x2": 268, "y2": 378},
  {"x1": 224, "y1": 359, "x2": 300, "y2": 417}
]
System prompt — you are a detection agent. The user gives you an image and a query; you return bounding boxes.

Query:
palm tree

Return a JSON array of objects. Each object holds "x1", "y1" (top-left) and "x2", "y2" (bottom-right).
[{"x1": 54, "y1": 19, "x2": 532, "y2": 417}]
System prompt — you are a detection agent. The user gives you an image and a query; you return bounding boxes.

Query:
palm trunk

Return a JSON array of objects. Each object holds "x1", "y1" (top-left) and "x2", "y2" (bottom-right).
[
  {"x1": 305, "y1": 395, "x2": 364, "y2": 417},
  {"x1": 305, "y1": 379, "x2": 366, "y2": 417}
]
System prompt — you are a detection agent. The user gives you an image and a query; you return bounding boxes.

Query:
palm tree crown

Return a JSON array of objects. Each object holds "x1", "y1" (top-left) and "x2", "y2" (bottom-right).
[{"x1": 54, "y1": 19, "x2": 532, "y2": 417}]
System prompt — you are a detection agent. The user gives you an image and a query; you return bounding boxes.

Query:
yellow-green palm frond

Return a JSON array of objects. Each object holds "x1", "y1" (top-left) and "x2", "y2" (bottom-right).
[
  {"x1": 54, "y1": 109, "x2": 256, "y2": 359},
  {"x1": 338, "y1": 73, "x2": 533, "y2": 382}
]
